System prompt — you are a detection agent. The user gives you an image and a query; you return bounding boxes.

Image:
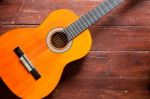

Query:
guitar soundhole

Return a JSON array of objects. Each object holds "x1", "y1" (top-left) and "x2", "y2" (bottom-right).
[{"x1": 51, "y1": 32, "x2": 69, "y2": 48}]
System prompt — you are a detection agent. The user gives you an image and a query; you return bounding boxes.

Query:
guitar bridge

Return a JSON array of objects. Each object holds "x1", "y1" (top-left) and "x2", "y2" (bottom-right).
[{"x1": 14, "y1": 47, "x2": 41, "y2": 80}]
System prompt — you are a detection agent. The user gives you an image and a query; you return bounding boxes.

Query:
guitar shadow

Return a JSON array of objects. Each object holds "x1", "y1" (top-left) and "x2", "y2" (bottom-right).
[
  {"x1": 148, "y1": 81, "x2": 150, "y2": 93},
  {"x1": 45, "y1": 57, "x2": 86, "y2": 99},
  {"x1": 0, "y1": 78, "x2": 20, "y2": 99}
]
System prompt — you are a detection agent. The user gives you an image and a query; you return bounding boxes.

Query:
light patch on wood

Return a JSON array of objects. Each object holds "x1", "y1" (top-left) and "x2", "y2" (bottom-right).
[
  {"x1": 11, "y1": 0, "x2": 25, "y2": 24},
  {"x1": 23, "y1": 10, "x2": 40, "y2": 13}
]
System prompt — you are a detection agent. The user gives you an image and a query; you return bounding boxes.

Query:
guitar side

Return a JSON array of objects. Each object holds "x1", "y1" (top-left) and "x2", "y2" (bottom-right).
[{"x1": 0, "y1": 9, "x2": 92, "y2": 98}]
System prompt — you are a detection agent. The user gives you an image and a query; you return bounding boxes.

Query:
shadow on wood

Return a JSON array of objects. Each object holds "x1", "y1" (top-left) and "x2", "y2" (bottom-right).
[
  {"x1": 0, "y1": 78, "x2": 20, "y2": 99},
  {"x1": 44, "y1": 57, "x2": 86, "y2": 99}
]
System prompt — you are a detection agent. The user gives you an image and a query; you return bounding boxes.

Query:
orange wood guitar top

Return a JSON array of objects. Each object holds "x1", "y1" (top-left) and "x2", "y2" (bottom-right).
[{"x1": 0, "y1": 9, "x2": 92, "y2": 98}]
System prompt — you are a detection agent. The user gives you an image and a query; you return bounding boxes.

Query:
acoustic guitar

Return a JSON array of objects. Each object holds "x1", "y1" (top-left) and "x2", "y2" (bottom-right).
[{"x1": 0, "y1": 0, "x2": 124, "y2": 98}]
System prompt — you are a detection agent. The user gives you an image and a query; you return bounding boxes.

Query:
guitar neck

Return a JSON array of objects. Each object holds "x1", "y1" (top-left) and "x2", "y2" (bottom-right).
[{"x1": 63, "y1": 0, "x2": 124, "y2": 41}]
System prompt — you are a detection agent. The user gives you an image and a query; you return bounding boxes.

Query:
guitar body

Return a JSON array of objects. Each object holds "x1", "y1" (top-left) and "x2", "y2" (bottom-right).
[{"x1": 0, "y1": 9, "x2": 92, "y2": 98}]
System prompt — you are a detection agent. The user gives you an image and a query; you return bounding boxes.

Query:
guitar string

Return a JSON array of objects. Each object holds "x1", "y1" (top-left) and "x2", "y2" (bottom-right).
[
  {"x1": 49, "y1": 0, "x2": 123, "y2": 48},
  {"x1": 65, "y1": 2, "x2": 123, "y2": 41},
  {"x1": 54, "y1": 0, "x2": 122, "y2": 47},
  {"x1": 64, "y1": 0, "x2": 122, "y2": 41},
  {"x1": 50, "y1": 0, "x2": 118, "y2": 47},
  {"x1": 50, "y1": 0, "x2": 119, "y2": 45},
  {"x1": 52, "y1": 0, "x2": 122, "y2": 47},
  {"x1": 51, "y1": 0, "x2": 121, "y2": 48},
  {"x1": 50, "y1": 0, "x2": 113, "y2": 45}
]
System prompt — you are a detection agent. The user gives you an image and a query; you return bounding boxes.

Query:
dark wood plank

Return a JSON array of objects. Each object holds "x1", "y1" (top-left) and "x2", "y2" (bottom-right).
[
  {"x1": 0, "y1": 51, "x2": 150, "y2": 98},
  {"x1": 0, "y1": 25, "x2": 149, "y2": 51},
  {"x1": 90, "y1": 26, "x2": 150, "y2": 51},
  {"x1": 0, "y1": 0, "x2": 150, "y2": 26},
  {"x1": 62, "y1": 51, "x2": 150, "y2": 78},
  {"x1": 0, "y1": 0, "x2": 150, "y2": 99},
  {"x1": 0, "y1": 0, "x2": 22, "y2": 24},
  {"x1": 0, "y1": 77, "x2": 149, "y2": 99},
  {"x1": 49, "y1": 90, "x2": 150, "y2": 99}
]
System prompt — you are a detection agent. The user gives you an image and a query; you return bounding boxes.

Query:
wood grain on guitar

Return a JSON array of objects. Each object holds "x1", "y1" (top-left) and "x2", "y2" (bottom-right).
[{"x1": 0, "y1": 0, "x2": 150, "y2": 99}]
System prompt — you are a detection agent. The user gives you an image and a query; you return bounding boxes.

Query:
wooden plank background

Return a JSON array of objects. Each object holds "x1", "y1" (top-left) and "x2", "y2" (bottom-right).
[{"x1": 0, "y1": 0, "x2": 150, "y2": 99}]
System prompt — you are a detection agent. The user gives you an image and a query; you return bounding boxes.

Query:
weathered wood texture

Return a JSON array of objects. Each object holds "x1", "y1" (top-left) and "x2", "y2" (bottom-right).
[{"x1": 0, "y1": 0, "x2": 150, "y2": 99}]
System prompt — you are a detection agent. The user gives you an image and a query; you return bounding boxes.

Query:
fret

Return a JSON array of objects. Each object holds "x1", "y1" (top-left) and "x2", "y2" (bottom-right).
[
  {"x1": 97, "y1": 5, "x2": 105, "y2": 15},
  {"x1": 98, "y1": 3, "x2": 107, "y2": 15},
  {"x1": 111, "y1": 0, "x2": 116, "y2": 6},
  {"x1": 111, "y1": 0, "x2": 118, "y2": 6},
  {"x1": 78, "y1": 20, "x2": 85, "y2": 31},
  {"x1": 105, "y1": 0, "x2": 113, "y2": 11},
  {"x1": 80, "y1": 18, "x2": 88, "y2": 28},
  {"x1": 96, "y1": 7, "x2": 102, "y2": 17},
  {"x1": 68, "y1": 26, "x2": 75, "y2": 37},
  {"x1": 102, "y1": 1, "x2": 109, "y2": 12},
  {"x1": 86, "y1": 13, "x2": 95, "y2": 23},
  {"x1": 86, "y1": 13, "x2": 92, "y2": 23},
  {"x1": 88, "y1": 12, "x2": 96, "y2": 22},
  {"x1": 74, "y1": 22, "x2": 82, "y2": 32},
  {"x1": 63, "y1": 0, "x2": 124, "y2": 42},
  {"x1": 113, "y1": 0, "x2": 117, "y2": 5},
  {"x1": 81, "y1": 16, "x2": 88, "y2": 25},
  {"x1": 83, "y1": 15, "x2": 91, "y2": 26},
  {"x1": 107, "y1": 0, "x2": 113, "y2": 8},
  {"x1": 94, "y1": 7, "x2": 101, "y2": 17},
  {"x1": 72, "y1": 24, "x2": 79, "y2": 34},
  {"x1": 75, "y1": 20, "x2": 84, "y2": 31},
  {"x1": 64, "y1": 29, "x2": 72, "y2": 40},
  {"x1": 90, "y1": 11, "x2": 98, "y2": 21},
  {"x1": 92, "y1": 8, "x2": 100, "y2": 19}
]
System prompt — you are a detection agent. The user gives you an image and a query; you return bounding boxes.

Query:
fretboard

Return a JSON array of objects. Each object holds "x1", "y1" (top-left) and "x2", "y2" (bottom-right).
[{"x1": 63, "y1": 0, "x2": 124, "y2": 41}]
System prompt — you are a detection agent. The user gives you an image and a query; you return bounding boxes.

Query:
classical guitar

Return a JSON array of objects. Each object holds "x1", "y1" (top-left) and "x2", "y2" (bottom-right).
[{"x1": 0, "y1": 0, "x2": 124, "y2": 98}]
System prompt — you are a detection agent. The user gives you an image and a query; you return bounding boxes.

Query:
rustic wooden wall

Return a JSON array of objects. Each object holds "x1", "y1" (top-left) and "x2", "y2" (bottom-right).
[{"x1": 0, "y1": 0, "x2": 150, "y2": 99}]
